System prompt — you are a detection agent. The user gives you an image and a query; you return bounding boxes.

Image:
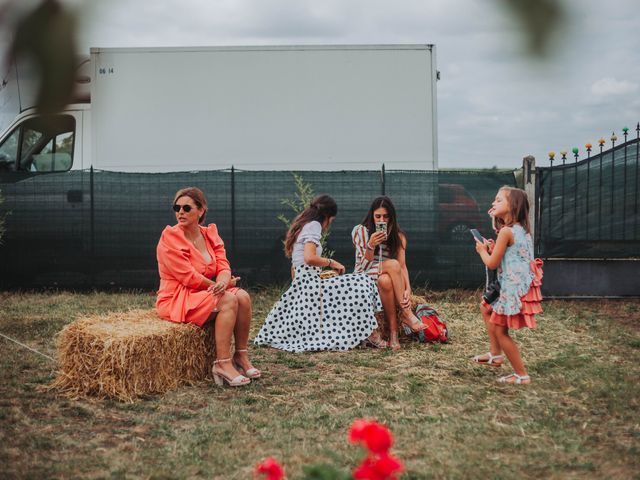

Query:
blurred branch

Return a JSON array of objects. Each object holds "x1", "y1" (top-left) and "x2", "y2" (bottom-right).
[
  {"x1": 6, "y1": 0, "x2": 77, "y2": 113},
  {"x1": 498, "y1": 0, "x2": 566, "y2": 57}
]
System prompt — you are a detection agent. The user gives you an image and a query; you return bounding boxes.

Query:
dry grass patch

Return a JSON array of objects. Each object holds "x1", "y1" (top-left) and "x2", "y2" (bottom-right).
[{"x1": 0, "y1": 289, "x2": 638, "y2": 479}]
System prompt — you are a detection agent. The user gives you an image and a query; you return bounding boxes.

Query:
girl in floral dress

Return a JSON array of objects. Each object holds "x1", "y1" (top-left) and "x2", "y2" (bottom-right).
[{"x1": 472, "y1": 186, "x2": 543, "y2": 385}]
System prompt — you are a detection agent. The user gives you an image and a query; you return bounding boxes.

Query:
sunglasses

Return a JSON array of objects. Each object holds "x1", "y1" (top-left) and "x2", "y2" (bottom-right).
[{"x1": 172, "y1": 203, "x2": 194, "y2": 213}]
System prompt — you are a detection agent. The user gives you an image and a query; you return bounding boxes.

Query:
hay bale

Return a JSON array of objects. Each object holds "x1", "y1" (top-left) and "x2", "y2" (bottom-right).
[{"x1": 50, "y1": 309, "x2": 215, "y2": 401}]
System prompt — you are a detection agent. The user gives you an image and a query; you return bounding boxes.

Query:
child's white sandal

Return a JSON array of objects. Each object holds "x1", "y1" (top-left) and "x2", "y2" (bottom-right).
[
  {"x1": 497, "y1": 373, "x2": 531, "y2": 385},
  {"x1": 472, "y1": 352, "x2": 504, "y2": 367}
]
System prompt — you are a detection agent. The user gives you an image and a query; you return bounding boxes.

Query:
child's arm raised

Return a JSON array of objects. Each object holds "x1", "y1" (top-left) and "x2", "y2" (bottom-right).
[{"x1": 475, "y1": 227, "x2": 513, "y2": 269}]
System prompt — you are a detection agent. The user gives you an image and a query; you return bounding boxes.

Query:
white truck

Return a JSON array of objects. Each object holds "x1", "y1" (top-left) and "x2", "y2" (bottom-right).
[
  {"x1": 0, "y1": 44, "x2": 438, "y2": 173},
  {"x1": 0, "y1": 44, "x2": 439, "y2": 287}
]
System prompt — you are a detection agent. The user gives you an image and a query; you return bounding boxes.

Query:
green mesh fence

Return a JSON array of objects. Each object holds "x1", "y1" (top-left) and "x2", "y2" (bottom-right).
[
  {"x1": 0, "y1": 169, "x2": 516, "y2": 289},
  {"x1": 537, "y1": 139, "x2": 640, "y2": 258}
]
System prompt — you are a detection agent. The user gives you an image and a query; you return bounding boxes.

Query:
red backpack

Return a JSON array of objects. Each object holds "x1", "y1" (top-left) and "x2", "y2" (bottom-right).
[{"x1": 403, "y1": 304, "x2": 449, "y2": 343}]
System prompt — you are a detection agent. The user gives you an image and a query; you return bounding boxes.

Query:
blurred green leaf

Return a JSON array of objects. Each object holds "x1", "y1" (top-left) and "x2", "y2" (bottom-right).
[{"x1": 302, "y1": 463, "x2": 352, "y2": 480}]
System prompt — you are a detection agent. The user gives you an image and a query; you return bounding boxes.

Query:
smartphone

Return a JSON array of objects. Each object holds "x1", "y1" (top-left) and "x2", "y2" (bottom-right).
[
  {"x1": 470, "y1": 228, "x2": 485, "y2": 243},
  {"x1": 375, "y1": 222, "x2": 387, "y2": 236}
]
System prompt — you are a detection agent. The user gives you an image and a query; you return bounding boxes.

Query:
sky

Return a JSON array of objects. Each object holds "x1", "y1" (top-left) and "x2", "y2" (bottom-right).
[{"x1": 14, "y1": 0, "x2": 640, "y2": 170}]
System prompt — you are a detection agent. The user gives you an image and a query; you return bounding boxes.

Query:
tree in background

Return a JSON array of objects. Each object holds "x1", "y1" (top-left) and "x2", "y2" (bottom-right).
[{"x1": 278, "y1": 173, "x2": 334, "y2": 259}]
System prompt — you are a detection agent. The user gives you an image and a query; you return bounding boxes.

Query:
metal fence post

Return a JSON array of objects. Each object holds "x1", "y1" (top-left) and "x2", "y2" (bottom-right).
[
  {"x1": 610, "y1": 133, "x2": 617, "y2": 238},
  {"x1": 231, "y1": 166, "x2": 236, "y2": 258},
  {"x1": 90, "y1": 166, "x2": 95, "y2": 273},
  {"x1": 523, "y1": 156, "x2": 536, "y2": 242}
]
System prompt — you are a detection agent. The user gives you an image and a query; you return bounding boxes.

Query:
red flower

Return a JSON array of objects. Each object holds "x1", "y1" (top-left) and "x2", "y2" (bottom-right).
[
  {"x1": 255, "y1": 457, "x2": 285, "y2": 480},
  {"x1": 353, "y1": 453, "x2": 404, "y2": 480},
  {"x1": 348, "y1": 419, "x2": 393, "y2": 454},
  {"x1": 374, "y1": 453, "x2": 403, "y2": 478},
  {"x1": 353, "y1": 456, "x2": 379, "y2": 480},
  {"x1": 349, "y1": 419, "x2": 371, "y2": 443}
]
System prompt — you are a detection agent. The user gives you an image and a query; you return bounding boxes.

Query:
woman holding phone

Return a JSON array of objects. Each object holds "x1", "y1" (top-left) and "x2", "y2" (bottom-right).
[{"x1": 351, "y1": 196, "x2": 426, "y2": 350}]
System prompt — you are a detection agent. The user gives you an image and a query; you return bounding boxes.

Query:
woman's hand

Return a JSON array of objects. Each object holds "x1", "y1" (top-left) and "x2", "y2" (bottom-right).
[
  {"x1": 368, "y1": 231, "x2": 386, "y2": 247},
  {"x1": 329, "y1": 259, "x2": 346, "y2": 275},
  {"x1": 208, "y1": 278, "x2": 229, "y2": 295}
]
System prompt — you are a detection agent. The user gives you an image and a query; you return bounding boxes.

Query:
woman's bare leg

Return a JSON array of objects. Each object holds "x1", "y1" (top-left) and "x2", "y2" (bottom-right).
[
  {"x1": 232, "y1": 289, "x2": 257, "y2": 372},
  {"x1": 210, "y1": 292, "x2": 243, "y2": 379},
  {"x1": 379, "y1": 259, "x2": 424, "y2": 331},
  {"x1": 377, "y1": 273, "x2": 400, "y2": 349}
]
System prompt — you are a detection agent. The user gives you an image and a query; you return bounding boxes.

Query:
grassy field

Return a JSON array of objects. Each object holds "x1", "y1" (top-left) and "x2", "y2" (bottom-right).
[{"x1": 0, "y1": 289, "x2": 639, "y2": 479}]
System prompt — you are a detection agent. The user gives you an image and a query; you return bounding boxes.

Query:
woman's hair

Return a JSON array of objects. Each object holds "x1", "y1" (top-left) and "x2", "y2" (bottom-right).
[
  {"x1": 494, "y1": 186, "x2": 530, "y2": 234},
  {"x1": 361, "y1": 196, "x2": 404, "y2": 258},
  {"x1": 173, "y1": 187, "x2": 208, "y2": 224},
  {"x1": 283, "y1": 194, "x2": 338, "y2": 258}
]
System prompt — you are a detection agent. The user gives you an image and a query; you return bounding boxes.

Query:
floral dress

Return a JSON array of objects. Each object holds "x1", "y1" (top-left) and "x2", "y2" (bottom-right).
[{"x1": 489, "y1": 224, "x2": 543, "y2": 329}]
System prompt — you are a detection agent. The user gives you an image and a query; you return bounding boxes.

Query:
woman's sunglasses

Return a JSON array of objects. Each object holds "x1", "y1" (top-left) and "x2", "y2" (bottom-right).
[{"x1": 172, "y1": 204, "x2": 193, "y2": 213}]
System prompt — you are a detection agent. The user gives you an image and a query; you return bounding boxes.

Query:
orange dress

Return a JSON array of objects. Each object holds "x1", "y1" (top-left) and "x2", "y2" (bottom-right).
[{"x1": 156, "y1": 223, "x2": 238, "y2": 327}]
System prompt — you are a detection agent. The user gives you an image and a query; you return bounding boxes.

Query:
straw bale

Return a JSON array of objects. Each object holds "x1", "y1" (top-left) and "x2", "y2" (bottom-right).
[{"x1": 50, "y1": 309, "x2": 215, "y2": 401}]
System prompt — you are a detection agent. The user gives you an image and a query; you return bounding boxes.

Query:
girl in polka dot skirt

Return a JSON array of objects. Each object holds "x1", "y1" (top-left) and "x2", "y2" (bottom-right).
[{"x1": 254, "y1": 195, "x2": 383, "y2": 352}]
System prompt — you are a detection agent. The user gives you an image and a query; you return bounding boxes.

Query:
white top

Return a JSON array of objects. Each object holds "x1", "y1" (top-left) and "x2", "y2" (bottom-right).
[{"x1": 292, "y1": 221, "x2": 323, "y2": 267}]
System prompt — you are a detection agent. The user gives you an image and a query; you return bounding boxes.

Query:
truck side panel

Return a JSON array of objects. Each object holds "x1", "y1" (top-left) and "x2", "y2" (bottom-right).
[{"x1": 91, "y1": 45, "x2": 437, "y2": 172}]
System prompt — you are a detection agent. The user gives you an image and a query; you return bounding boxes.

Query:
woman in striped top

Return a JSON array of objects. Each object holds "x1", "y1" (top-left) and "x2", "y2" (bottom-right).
[{"x1": 351, "y1": 196, "x2": 426, "y2": 350}]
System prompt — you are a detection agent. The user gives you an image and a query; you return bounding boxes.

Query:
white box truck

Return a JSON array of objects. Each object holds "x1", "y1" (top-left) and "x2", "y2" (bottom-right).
[
  {"x1": 0, "y1": 44, "x2": 438, "y2": 173},
  {"x1": 0, "y1": 44, "x2": 438, "y2": 287}
]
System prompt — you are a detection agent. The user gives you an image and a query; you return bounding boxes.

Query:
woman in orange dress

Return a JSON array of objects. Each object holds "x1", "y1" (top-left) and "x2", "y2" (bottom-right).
[{"x1": 156, "y1": 187, "x2": 260, "y2": 387}]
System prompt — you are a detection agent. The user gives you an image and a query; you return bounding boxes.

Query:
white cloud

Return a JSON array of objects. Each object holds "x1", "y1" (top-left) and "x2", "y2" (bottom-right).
[{"x1": 591, "y1": 77, "x2": 639, "y2": 97}]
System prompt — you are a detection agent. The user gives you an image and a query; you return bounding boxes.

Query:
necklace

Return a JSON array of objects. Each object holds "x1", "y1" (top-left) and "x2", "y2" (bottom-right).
[{"x1": 185, "y1": 230, "x2": 201, "y2": 245}]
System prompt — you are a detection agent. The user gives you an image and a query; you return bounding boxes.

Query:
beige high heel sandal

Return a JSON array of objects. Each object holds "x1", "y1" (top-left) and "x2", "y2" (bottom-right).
[
  {"x1": 400, "y1": 307, "x2": 427, "y2": 333},
  {"x1": 233, "y1": 349, "x2": 261, "y2": 379},
  {"x1": 212, "y1": 358, "x2": 250, "y2": 387}
]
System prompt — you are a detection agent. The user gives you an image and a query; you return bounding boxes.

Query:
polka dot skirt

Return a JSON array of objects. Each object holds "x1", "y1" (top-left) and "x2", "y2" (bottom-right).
[{"x1": 254, "y1": 264, "x2": 382, "y2": 352}]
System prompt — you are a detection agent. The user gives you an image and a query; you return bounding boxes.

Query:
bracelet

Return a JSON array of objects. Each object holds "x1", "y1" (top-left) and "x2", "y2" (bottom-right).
[
  {"x1": 328, "y1": 258, "x2": 332, "y2": 267},
  {"x1": 366, "y1": 242, "x2": 374, "y2": 251}
]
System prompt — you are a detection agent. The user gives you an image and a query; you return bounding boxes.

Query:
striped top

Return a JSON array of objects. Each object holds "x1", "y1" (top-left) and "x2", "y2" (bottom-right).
[{"x1": 351, "y1": 224, "x2": 391, "y2": 278}]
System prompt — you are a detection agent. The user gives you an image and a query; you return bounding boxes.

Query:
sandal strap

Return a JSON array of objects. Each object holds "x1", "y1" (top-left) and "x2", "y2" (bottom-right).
[
  {"x1": 235, "y1": 349, "x2": 248, "y2": 353},
  {"x1": 488, "y1": 353, "x2": 504, "y2": 362},
  {"x1": 498, "y1": 373, "x2": 530, "y2": 384},
  {"x1": 473, "y1": 352, "x2": 504, "y2": 365},
  {"x1": 215, "y1": 371, "x2": 249, "y2": 385},
  {"x1": 214, "y1": 358, "x2": 232, "y2": 364}
]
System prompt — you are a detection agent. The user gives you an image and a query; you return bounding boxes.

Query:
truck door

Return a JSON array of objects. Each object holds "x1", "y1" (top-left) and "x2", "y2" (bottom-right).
[{"x1": 0, "y1": 112, "x2": 88, "y2": 287}]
